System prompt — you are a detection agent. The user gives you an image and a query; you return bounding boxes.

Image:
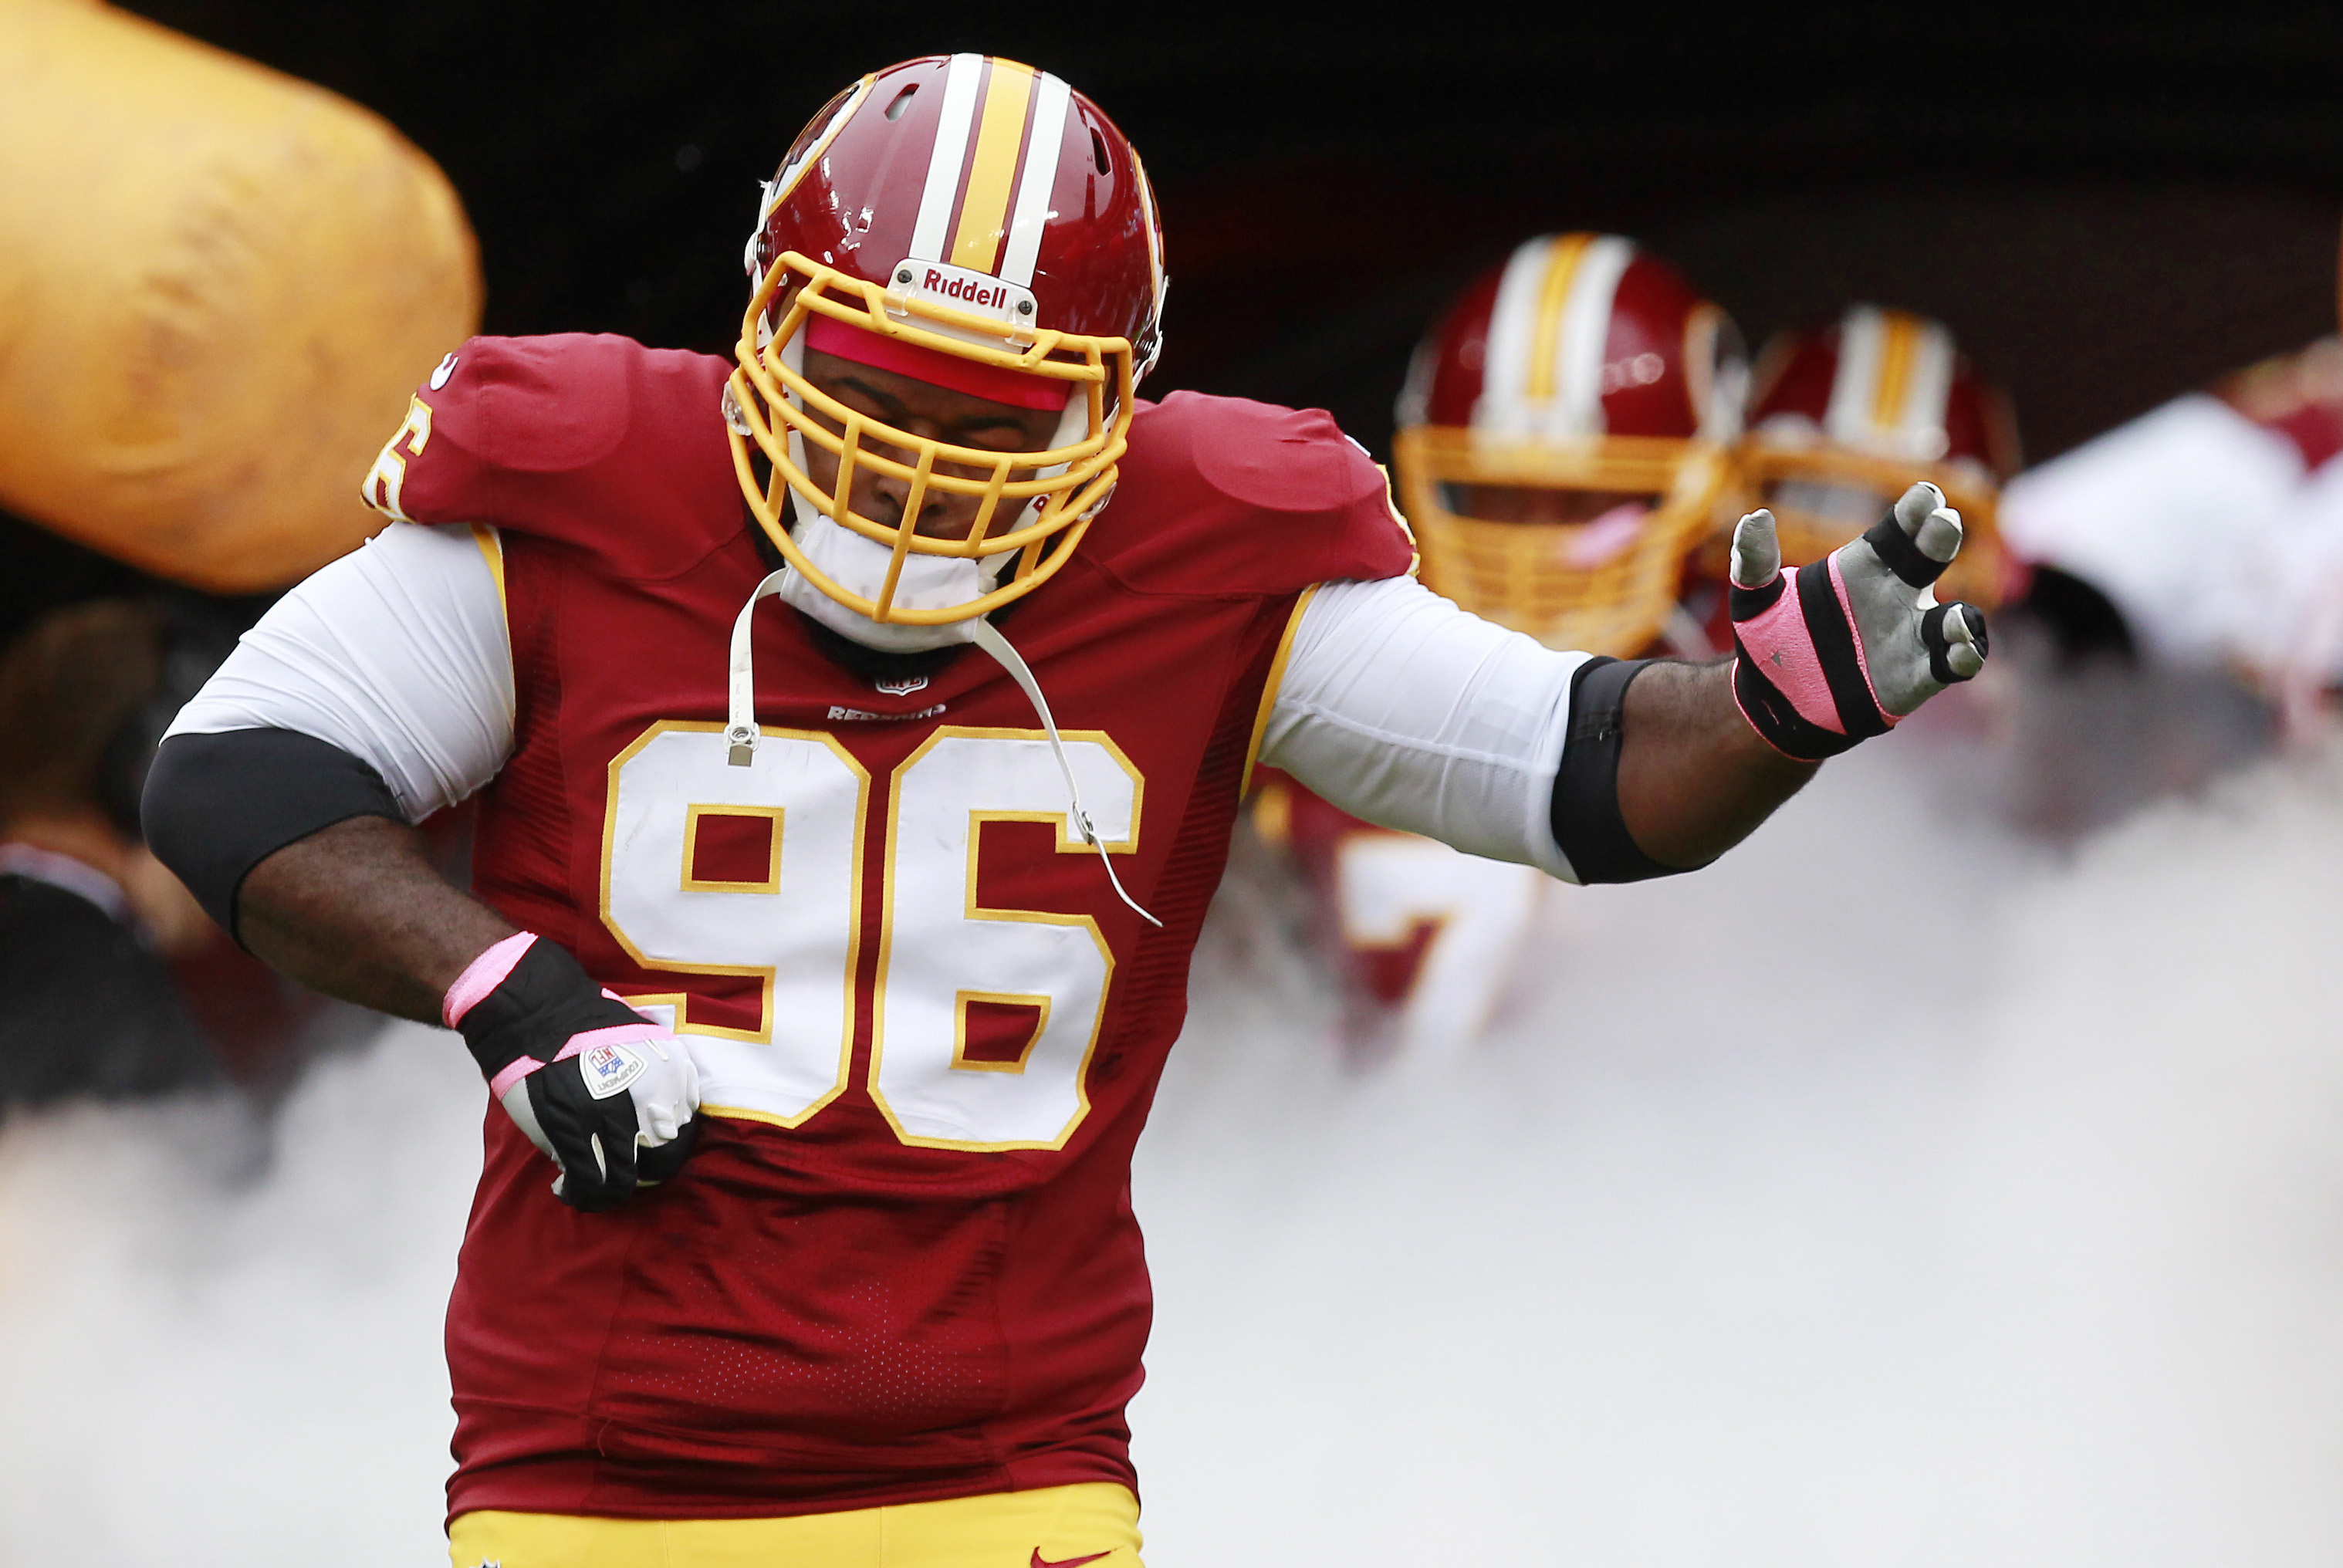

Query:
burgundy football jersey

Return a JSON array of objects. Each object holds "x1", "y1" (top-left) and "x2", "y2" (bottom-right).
[{"x1": 377, "y1": 334, "x2": 1413, "y2": 1521}]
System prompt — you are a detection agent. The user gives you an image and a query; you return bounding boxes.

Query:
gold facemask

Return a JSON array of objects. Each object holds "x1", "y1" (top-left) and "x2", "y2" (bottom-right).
[
  {"x1": 1393, "y1": 427, "x2": 1738, "y2": 657},
  {"x1": 1733, "y1": 441, "x2": 2007, "y2": 609},
  {"x1": 725, "y1": 250, "x2": 1138, "y2": 625}
]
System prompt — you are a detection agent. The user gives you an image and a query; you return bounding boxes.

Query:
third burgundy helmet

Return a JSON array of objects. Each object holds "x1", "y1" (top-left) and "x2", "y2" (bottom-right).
[{"x1": 1739, "y1": 305, "x2": 2020, "y2": 608}]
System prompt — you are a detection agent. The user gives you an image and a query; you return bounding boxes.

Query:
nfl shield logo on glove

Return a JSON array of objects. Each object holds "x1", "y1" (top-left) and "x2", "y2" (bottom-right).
[{"x1": 581, "y1": 1041, "x2": 648, "y2": 1100}]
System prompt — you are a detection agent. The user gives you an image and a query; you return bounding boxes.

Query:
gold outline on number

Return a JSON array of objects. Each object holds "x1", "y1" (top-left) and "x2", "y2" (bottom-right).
[
  {"x1": 607, "y1": 990, "x2": 690, "y2": 1026},
  {"x1": 869, "y1": 725, "x2": 1143, "y2": 1152},
  {"x1": 950, "y1": 989, "x2": 1053, "y2": 1074},
  {"x1": 600, "y1": 719, "x2": 868, "y2": 1130},
  {"x1": 680, "y1": 803, "x2": 785, "y2": 894},
  {"x1": 362, "y1": 394, "x2": 434, "y2": 522},
  {"x1": 1240, "y1": 583, "x2": 1320, "y2": 798}
]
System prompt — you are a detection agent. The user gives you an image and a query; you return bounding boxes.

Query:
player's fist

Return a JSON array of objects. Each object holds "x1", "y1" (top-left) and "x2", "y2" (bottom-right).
[
  {"x1": 443, "y1": 932, "x2": 702, "y2": 1212},
  {"x1": 1726, "y1": 480, "x2": 1989, "y2": 761}
]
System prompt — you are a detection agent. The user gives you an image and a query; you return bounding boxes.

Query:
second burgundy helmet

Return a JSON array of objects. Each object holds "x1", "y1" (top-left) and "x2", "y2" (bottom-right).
[{"x1": 1392, "y1": 234, "x2": 1748, "y2": 656}]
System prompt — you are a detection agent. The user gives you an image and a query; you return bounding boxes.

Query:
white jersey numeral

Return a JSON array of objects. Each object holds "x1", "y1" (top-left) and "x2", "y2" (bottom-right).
[
  {"x1": 1335, "y1": 832, "x2": 1543, "y2": 1061},
  {"x1": 600, "y1": 723, "x2": 1141, "y2": 1149},
  {"x1": 604, "y1": 724, "x2": 867, "y2": 1127},
  {"x1": 360, "y1": 394, "x2": 434, "y2": 522},
  {"x1": 873, "y1": 728, "x2": 1142, "y2": 1151}
]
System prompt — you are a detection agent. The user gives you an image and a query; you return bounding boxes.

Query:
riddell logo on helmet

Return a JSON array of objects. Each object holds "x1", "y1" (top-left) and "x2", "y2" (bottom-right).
[
  {"x1": 924, "y1": 269, "x2": 1009, "y2": 311},
  {"x1": 889, "y1": 257, "x2": 1036, "y2": 327}
]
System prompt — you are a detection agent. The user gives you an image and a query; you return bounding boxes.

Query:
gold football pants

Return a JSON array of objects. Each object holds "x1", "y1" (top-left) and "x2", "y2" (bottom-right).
[{"x1": 448, "y1": 1481, "x2": 1143, "y2": 1568}]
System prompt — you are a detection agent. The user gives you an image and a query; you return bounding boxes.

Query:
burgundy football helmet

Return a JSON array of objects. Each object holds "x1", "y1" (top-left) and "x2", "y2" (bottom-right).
[
  {"x1": 1392, "y1": 233, "x2": 1747, "y2": 656},
  {"x1": 725, "y1": 56, "x2": 1167, "y2": 627},
  {"x1": 1740, "y1": 305, "x2": 2020, "y2": 608}
]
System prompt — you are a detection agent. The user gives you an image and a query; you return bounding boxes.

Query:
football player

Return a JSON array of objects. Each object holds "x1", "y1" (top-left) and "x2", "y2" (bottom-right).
[
  {"x1": 2000, "y1": 333, "x2": 2338, "y2": 682},
  {"x1": 1257, "y1": 233, "x2": 1746, "y2": 1056},
  {"x1": 144, "y1": 57, "x2": 1989, "y2": 1567},
  {"x1": 1736, "y1": 303, "x2": 2020, "y2": 614}
]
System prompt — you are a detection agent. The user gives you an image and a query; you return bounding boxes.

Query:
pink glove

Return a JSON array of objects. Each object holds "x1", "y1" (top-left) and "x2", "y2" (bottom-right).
[{"x1": 1729, "y1": 481, "x2": 1988, "y2": 761}]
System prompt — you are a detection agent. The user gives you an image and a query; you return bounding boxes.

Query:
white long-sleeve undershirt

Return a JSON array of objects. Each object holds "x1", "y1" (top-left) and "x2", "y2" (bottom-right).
[{"x1": 168, "y1": 524, "x2": 1596, "y2": 880}]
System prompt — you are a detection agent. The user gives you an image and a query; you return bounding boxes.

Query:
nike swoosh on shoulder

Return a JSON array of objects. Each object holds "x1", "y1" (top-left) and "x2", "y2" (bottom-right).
[{"x1": 1031, "y1": 1550, "x2": 1113, "y2": 1568}]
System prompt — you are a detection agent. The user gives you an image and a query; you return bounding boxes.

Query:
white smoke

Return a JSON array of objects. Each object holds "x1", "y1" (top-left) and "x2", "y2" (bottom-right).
[
  {"x1": 1133, "y1": 728, "x2": 2343, "y2": 1566},
  {"x1": 0, "y1": 1024, "x2": 479, "y2": 1560},
  {"x1": 6, "y1": 723, "x2": 2343, "y2": 1565}
]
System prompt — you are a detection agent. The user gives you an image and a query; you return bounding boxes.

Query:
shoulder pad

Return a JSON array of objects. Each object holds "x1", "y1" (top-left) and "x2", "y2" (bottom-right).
[
  {"x1": 1081, "y1": 391, "x2": 1416, "y2": 597},
  {"x1": 362, "y1": 334, "x2": 739, "y2": 577}
]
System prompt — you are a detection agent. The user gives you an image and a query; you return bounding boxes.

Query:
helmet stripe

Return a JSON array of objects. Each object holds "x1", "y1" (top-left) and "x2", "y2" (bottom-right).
[
  {"x1": 999, "y1": 72, "x2": 1073, "y2": 288},
  {"x1": 1479, "y1": 234, "x2": 1635, "y2": 438},
  {"x1": 1834, "y1": 306, "x2": 1959, "y2": 458},
  {"x1": 1480, "y1": 237, "x2": 1571, "y2": 430},
  {"x1": 1523, "y1": 233, "x2": 1592, "y2": 402},
  {"x1": 949, "y1": 59, "x2": 1036, "y2": 273},
  {"x1": 1824, "y1": 304, "x2": 1887, "y2": 447},
  {"x1": 1553, "y1": 235, "x2": 1635, "y2": 434},
  {"x1": 1870, "y1": 309, "x2": 1917, "y2": 432},
  {"x1": 1900, "y1": 319, "x2": 1956, "y2": 451},
  {"x1": 908, "y1": 53, "x2": 986, "y2": 264}
]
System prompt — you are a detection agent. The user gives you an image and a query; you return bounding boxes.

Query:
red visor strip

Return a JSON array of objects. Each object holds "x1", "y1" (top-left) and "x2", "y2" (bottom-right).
[{"x1": 804, "y1": 315, "x2": 1070, "y2": 412}]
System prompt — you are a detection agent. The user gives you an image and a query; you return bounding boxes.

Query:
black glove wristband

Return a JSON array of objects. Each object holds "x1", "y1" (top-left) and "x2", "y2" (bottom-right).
[
  {"x1": 453, "y1": 937, "x2": 648, "y2": 1083},
  {"x1": 1729, "y1": 649, "x2": 1865, "y2": 761}
]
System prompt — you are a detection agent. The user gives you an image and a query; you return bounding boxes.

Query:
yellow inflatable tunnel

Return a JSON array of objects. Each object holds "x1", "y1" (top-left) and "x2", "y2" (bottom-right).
[{"x1": 0, "y1": 0, "x2": 481, "y2": 591}]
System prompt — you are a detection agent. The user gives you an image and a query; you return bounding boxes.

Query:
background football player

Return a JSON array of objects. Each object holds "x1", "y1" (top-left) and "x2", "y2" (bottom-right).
[
  {"x1": 1254, "y1": 232, "x2": 1747, "y2": 1056},
  {"x1": 2002, "y1": 333, "x2": 2343, "y2": 710},
  {"x1": 1735, "y1": 304, "x2": 2020, "y2": 615},
  {"x1": 144, "y1": 56, "x2": 1990, "y2": 1568}
]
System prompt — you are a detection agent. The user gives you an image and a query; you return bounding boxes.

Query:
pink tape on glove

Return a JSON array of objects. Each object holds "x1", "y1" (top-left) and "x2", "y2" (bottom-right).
[
  {"x1": 443, "y1": 932, "x2": 540, "y2": 1030},
  {"x1": 1729, "y1": 562, "x2": 1847, "y2": 738}
]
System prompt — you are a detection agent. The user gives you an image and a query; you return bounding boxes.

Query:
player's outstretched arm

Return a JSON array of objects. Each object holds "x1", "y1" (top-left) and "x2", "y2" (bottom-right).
[
  {"x1": 1253, "y1": 478, "x2": 1986, "y2": 885},
  {"x1": 1618, "y1": 479, "x2": 1989, "y2": 867},
  {"x1": 1612, "y1": 659, "x2": 1815, "y2": 868}
]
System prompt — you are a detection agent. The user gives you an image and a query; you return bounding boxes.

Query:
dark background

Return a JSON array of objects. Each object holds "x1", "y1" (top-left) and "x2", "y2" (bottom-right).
[{"x1": 10, "y1": 4, "x2": 2343, "y2": 635}]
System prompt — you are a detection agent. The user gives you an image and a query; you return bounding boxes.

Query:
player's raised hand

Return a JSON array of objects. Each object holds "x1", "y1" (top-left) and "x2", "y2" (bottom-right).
[
  {"x1": 1726, "y1": 480, "x2": 1989, "y2": 760},
  {"x1": 443, "y1": 933, "x2": 702, "y2": 1212}
]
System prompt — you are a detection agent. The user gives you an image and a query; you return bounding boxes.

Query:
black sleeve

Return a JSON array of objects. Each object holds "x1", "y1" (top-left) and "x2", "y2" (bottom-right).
[
  {"x1": 1547, "y1": 657, "x2": 1685, "y2": 884},
  {"x1": 142, "y1": 728, "x2": 405, "y2": 941}
]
